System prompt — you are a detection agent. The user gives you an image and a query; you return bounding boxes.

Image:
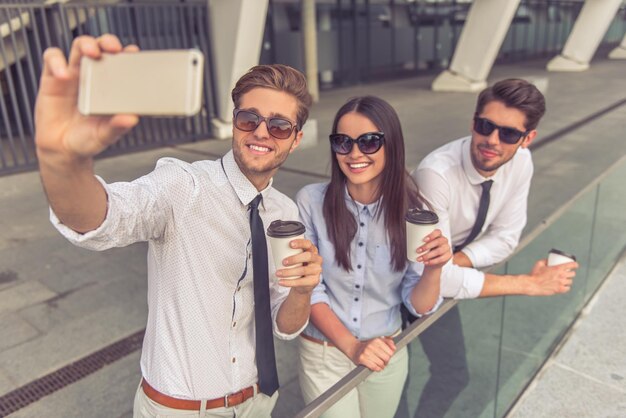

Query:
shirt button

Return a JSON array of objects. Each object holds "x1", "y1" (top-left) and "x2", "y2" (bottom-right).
[
  {"x1": 353, "y1": 318, "x2": 357, "y2": 322},
  {"x1": 358, "y1": 242, "x2": 363, "y2": 247},
  {"x1": 237, "y1": 286, "x2": 241, "y2": 292},
  {"x1": 354, "y1": 297, "x2": 359, "y2": 302},
  {"x1": 232, "y1": 357, "x2": 236, "y2": 363},
  {"x1": 232, "y1": 322, "x2": 236, "y2": 328},
  {"x1": 360, "y1": 222, "x2": 365, "y2": 227},
  {"x1": 355, "y1": 284, "x2": 360, "y2": 289},
  {"x1": 357, "y1": 264, "x2": 362, "y2": 269}
]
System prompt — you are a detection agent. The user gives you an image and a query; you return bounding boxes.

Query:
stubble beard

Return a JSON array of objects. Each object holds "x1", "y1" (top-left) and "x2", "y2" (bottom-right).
[
  {"x1": 232, "y1": 140, "x2": 292, "y2": 180},
  {"x1": 471, "y1": 143, "x2": 518, "y2": 175}
]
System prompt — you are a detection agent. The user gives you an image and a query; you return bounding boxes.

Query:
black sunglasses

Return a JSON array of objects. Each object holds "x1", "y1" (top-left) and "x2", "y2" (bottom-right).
[
  {"x1": 473, "y1": 116, "x2": 529, "y2": 145},
  {"x1": 329, "y1": 132, "x2": 385, "y2": 155},
  {"x1": 233, "y1": 109, "x2": 297, "y2": 140}
]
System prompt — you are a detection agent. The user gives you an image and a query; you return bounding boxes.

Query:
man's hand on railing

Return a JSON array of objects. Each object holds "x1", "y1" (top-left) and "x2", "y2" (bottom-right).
[
  {"x1": 346, "y1": 337, "x2": 396, "y2": 372},
  {"x1": 526, "y1": 259, "x2": 578, "y2": 296}
]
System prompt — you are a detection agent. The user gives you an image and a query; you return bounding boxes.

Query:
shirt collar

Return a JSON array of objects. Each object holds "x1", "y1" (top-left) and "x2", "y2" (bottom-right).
[
  {"x1": 222, "y1": 150, "x2": 273, "y2": 209},
  {"x1": 461, "y1": 136, "x2": 502, "y2": 185},
  {"x1": 343, "y1": 184, "x2": 381, "y2": 216}
]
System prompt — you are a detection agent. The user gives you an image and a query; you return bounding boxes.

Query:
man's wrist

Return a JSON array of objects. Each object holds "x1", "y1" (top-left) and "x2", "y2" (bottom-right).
[
  {"x1": 517, "y1": 274, "x2": 535, "y2": 295},
  {"x1": 289, "y1": 286, "x2": 314, "y2": 297}
]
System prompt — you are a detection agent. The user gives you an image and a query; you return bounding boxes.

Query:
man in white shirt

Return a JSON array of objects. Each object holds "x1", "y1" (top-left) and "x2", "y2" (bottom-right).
[
  {"x1": 35, "y1": 34, "x2": 322, "y2": 418},
  {"x1": 408, "y1": 79, "x2": 578, "y2": 417}
]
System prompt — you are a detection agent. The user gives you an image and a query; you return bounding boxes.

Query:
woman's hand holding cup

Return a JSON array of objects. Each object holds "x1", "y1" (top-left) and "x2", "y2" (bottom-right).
[{"x1": 416, "y1": 229, "x2": 451, "y2": 269}]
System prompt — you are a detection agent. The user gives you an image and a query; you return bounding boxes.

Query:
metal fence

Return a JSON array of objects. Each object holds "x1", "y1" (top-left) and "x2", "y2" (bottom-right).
[
  {"x1": 0, "y1": 1, "x2": 217, "y2": 176},
  {"x1": 261, "y1": 0, "x2": 626, "y2": 88}
]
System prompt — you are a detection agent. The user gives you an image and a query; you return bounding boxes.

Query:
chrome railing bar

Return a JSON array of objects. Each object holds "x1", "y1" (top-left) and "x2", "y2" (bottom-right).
[{"x1": 293, "y1": 299, "x2": 458, "y2": 418}]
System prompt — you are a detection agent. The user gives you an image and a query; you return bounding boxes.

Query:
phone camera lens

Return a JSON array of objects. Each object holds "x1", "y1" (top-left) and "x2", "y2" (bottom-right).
[{"x1": 192, "y1": 58, "x2": 198, "y2": 66}]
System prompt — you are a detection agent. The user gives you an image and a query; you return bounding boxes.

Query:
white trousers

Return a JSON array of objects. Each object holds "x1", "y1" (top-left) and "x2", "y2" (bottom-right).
[
  {"x1": 298, "y1": 336, "x2": 408, "y2": 418},
  {"x1": 132, "y1": 381, "x2": 278, "y2": 418}
]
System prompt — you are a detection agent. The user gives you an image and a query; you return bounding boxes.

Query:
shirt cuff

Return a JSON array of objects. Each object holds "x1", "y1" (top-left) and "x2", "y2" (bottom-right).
[
  {"x1": 310, "y1": 289, "x2": 330, "y2": 306},
  {"x1": 404, "y1": 295, "x2": 443, "y2": 318},
  {"x1": 462, "y1": 241, "x2": 493, "y2": 269},
  {"x1": 273, "y1": 315, "x2": 309, "y2": 340},
  {"x1": 49, "y1": 176, "x2": 113, "y2": 246},
  {"x1": 440, "y1": 266, "x2": 485, "y2": 299}
]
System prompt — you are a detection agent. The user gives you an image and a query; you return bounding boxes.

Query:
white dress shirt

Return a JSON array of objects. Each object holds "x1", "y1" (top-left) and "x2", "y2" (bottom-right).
[
  {"x1": 51, "y1": 150, "x2": 306, "y2": 400},
  {"x1": 412, "y1": 136, "x2": 533, "y2": 299}
]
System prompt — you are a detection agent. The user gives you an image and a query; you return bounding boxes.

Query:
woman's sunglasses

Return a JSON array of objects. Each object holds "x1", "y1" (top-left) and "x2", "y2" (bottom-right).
[
  {"x1": 473, "y1": 116, "x2": 529, "y2": 145},
  {"x1": 233, "y1": 109, "x2": 297, "y2": 140},
  {"x1": 329, "y1": 132, "x2": 385, "y2": 155}
]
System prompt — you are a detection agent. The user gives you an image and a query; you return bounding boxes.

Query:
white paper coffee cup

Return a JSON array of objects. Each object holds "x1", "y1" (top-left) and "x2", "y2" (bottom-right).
[
  {"x1": 267, "y1": 220, "x2": 306, "y2": 280},
  {"x1": 406, "y1": 209, "x2": 439, "y2": 262},
  {"x1": 547, "y1": 248, "x2": 577, "y2": 267}
]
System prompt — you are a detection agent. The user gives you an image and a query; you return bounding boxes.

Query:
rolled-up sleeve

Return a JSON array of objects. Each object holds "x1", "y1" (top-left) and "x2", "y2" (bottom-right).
[
  {"x1": 50, "y1": 161, "x2": 187, "y2": 250},
  {"x1": 440, "y1": 261, "x2": 485, "y2": 299}
]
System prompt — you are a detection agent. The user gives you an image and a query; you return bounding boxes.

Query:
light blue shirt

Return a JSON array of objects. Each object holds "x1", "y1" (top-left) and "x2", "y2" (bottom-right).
[{"x1": 296, "y1": 183, "x2": 441, "y2": 342}]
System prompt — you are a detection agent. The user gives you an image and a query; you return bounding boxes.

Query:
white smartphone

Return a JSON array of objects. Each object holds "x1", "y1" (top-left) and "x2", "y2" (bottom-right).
[{"x1": 78, "y1": 50, "x2": 204, "y2": 116}]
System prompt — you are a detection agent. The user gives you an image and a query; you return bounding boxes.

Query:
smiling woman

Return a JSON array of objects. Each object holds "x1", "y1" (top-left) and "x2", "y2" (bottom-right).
[{"x1": 294, "y1": 96, "x2": 451, "y2": 418}]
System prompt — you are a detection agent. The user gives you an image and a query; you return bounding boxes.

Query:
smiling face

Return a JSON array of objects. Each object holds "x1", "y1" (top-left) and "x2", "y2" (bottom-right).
[
  {"x1": 470, "y1": 100, "x2": 536, "y2": 177},
  {"x1": 335, "y1": 112, "x2": 386, "y2": 200},
  {"x1": 231, "y1": 87, "x2": 303, "y2": 189}
]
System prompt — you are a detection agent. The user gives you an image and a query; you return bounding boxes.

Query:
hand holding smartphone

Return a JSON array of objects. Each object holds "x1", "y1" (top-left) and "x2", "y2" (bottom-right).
[{"x1": 78, "y1": 50, "x2": 204, "y2": 116}]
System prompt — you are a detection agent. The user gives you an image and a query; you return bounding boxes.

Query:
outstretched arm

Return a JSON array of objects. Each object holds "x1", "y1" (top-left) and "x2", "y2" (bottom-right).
[
  {"x1": 35, "y1": 34, "x2": 139, "y2": 233},
  {"x1": 479, "y1": 259, "x2": 578, "y2": 297}
]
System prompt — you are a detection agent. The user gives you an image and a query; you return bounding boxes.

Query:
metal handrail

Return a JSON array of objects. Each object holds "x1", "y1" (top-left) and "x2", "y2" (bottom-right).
[{"x1": 293, "y1": 153, "x2": 626, "y2": 418}]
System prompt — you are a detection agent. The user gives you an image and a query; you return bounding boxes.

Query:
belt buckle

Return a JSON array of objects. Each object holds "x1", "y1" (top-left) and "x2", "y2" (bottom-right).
[{"x1": 224, "y1": 393, "x2": 230, "y2": 408}]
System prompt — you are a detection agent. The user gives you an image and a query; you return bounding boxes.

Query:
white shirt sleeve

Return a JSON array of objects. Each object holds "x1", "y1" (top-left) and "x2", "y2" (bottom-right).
[
  {"x1": 413, "y1": 166, "x2": 485, "y2": 299},
  {"x1": 50, "y1": 161, "x2": 185, "y2": 250},
  {"x1": 462, "y1": 156, "x2": 533, "y2": 268}
]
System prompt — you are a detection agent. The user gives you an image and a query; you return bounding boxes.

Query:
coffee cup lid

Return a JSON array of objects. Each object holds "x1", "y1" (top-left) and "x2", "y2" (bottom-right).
[
  {"x1": 267, "y1": 220, "x2": 306, "y2": 237},
  {"x1": 405, "y1": 208, "x2": 438, "y2": 225},
  {"x1": 549, "y1": 248, "x2": 577, "y2": 262}
]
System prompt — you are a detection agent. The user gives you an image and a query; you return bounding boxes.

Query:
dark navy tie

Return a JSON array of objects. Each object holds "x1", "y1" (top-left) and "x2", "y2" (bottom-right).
[
  {"x1": 455, "y1": 180, "x2": 493, "y2": 253},
  {"x1": 249, "y1": 194, "x2": 279, "y2": 395}
]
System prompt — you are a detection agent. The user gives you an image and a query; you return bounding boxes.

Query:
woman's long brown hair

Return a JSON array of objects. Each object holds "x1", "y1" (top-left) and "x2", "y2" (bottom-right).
[{"x1": 323, "y1": 96, "x2": 426, "y2": 272}]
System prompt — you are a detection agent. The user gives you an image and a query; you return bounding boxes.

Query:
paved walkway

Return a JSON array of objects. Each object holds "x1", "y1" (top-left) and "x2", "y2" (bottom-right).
[{"x1": 0, "y1": 55, "x2": 624, "y2": 417}]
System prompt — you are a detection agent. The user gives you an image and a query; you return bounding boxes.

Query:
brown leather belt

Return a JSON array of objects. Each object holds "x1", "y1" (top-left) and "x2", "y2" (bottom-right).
[
  {"x1": 141, "y1": 379, "x2": 258, "y2": 410},
  {"x1": 301, "y1": 329, "x2": 402, "y2": 347}
]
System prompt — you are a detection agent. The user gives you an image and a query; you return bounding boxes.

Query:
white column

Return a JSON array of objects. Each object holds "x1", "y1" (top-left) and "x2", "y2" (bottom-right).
[
  {"x1": 318, "y1": 7, "x2": 334, "y2": 85},
  {"x1": 547, "y1": 0, "x2": 623, "y2": 71},
  {"x1": 608, "y1": 33, "x2": 626, "y2": 59},
  {"x1": 207, "y1": 0, "x2": 269, "y2": 138},
  {"x1": 302, "y1": 0, "x2": 320, "y2": 103},
  {"x1": 432, "y1": 0, "x2": 521, "y2": 92}
]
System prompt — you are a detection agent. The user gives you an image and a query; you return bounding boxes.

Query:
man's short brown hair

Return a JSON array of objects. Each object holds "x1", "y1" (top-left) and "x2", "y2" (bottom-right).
[
  {"x1": 475, "y1": 78, "x2": 546, "y2": 131},
  {"x1": 231, "y1": 64, "x2": 313, "y2": 130}
]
